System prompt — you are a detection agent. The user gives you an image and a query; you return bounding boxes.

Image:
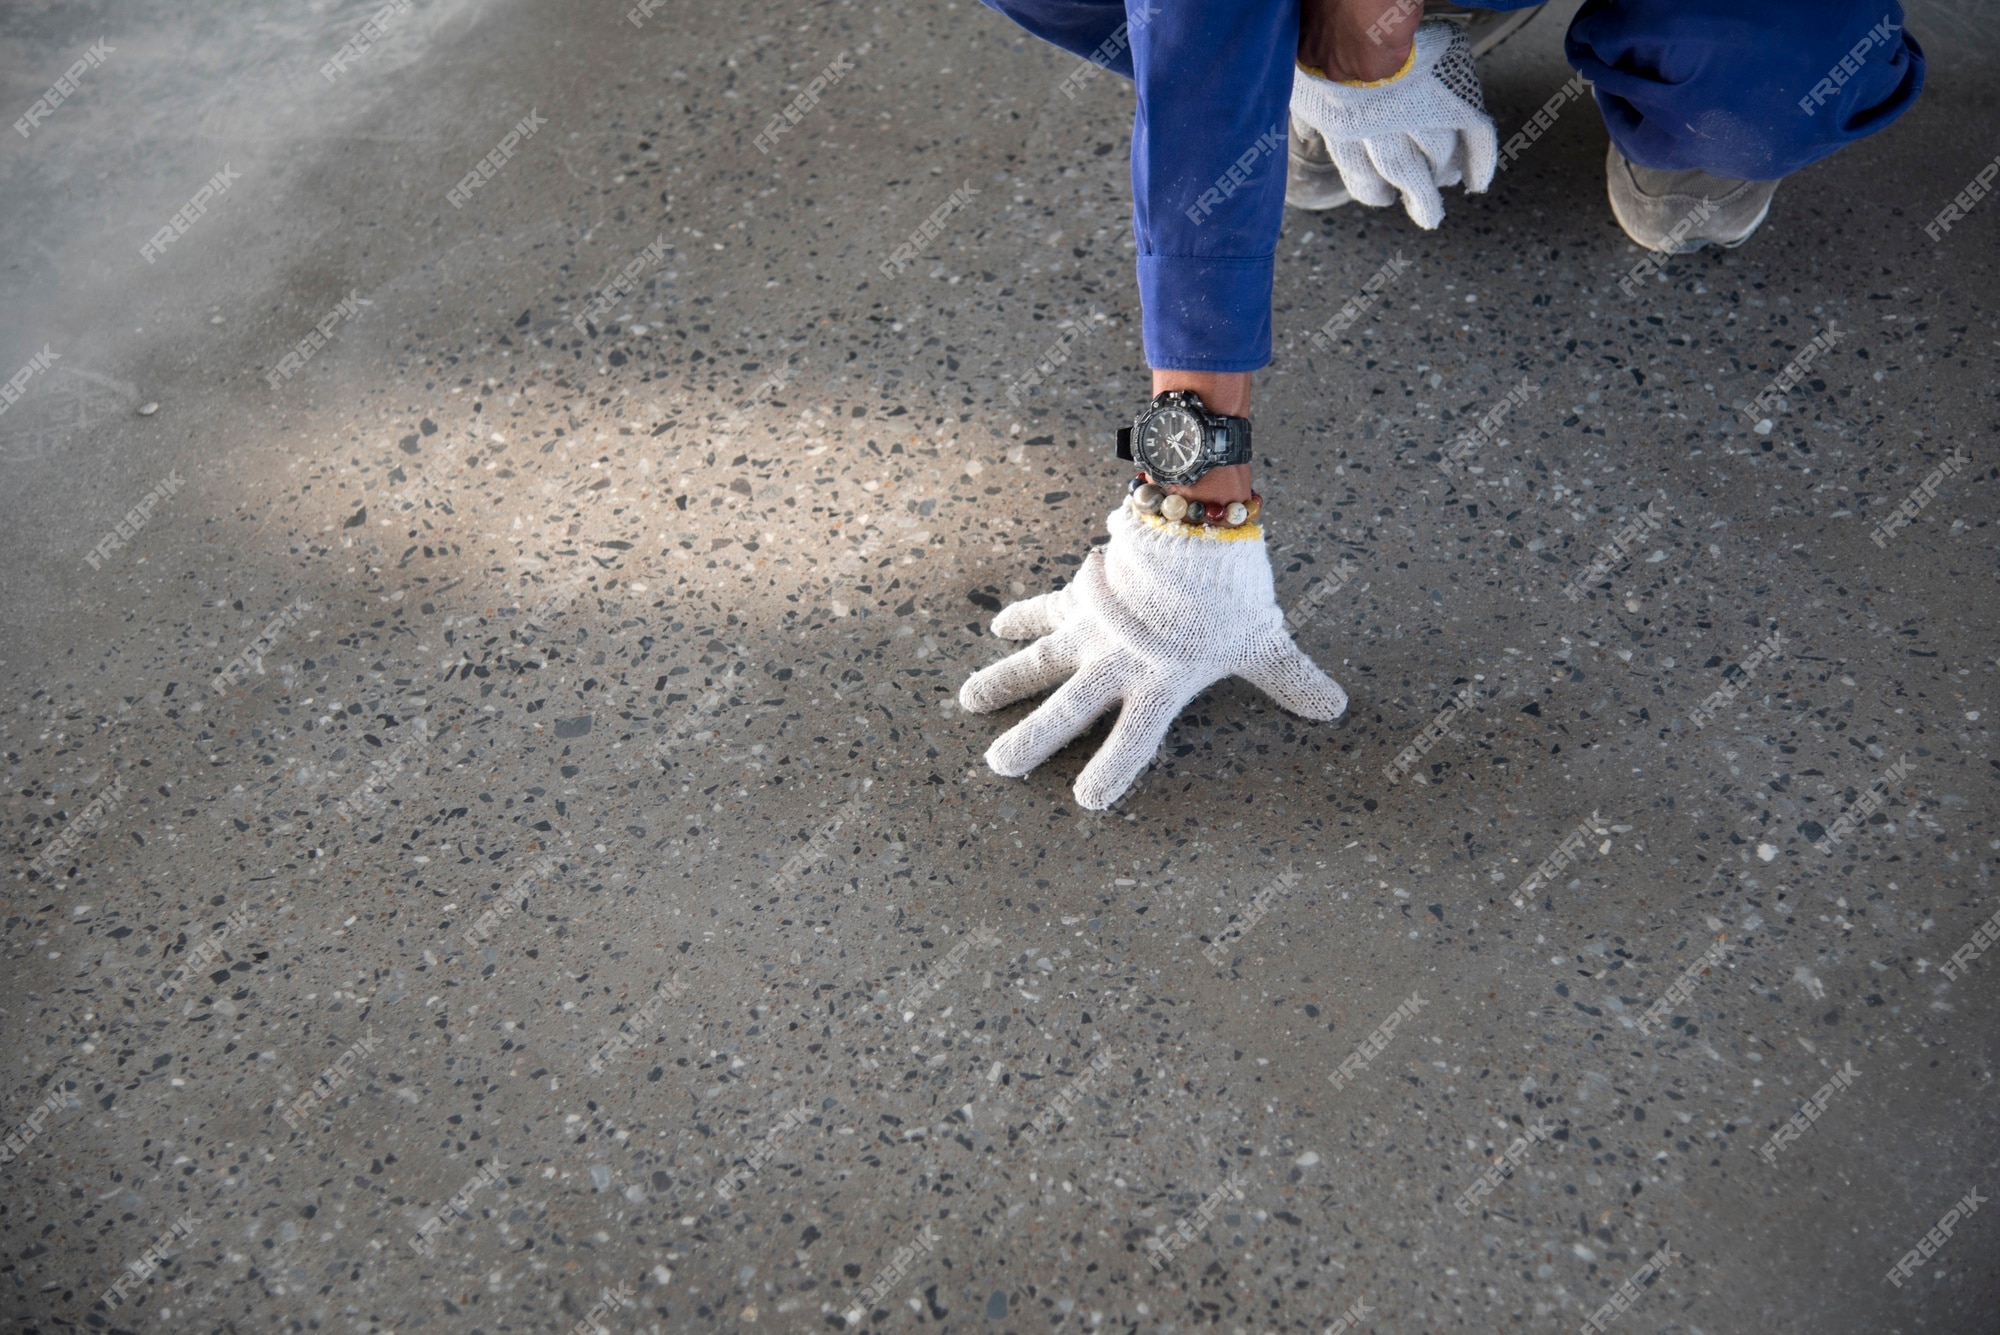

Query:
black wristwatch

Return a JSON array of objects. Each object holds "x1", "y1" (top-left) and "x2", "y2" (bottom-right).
[{"x1": 1115, "y1": 390, "x2": 1252, "y2": 487}]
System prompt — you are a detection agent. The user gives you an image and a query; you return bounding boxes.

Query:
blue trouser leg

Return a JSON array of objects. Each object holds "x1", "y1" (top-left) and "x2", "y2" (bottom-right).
[
  {"x1": 1564, "y1": 0, "x2": 1925, "y2": 180},
  {"x1": 978, "y1": 0, "x2": 1297, "y2": 372},
  {"x1": 977, "y1": 0, "x2": 1926, "y2": 370}
]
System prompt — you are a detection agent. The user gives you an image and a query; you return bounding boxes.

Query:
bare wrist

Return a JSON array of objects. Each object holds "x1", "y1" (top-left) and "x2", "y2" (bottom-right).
[
  {"x1": 1151, "y1": 369, "x2": 1250, "y2": 416},
  {"x1": 1145, "y1": 370, "x2": 1254, "y2": 504}
]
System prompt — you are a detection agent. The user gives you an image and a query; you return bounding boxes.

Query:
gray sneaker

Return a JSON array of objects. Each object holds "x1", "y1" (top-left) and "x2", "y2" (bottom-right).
[
  {"x1": 1287, "y1": 2, "x2": 1545, "y2": 212},
  {"x1": 1286, "y1": 115, "x2": 1353, "y2": 212},
  {"x1": 1603, "y1": 143, "x2": 1778, "y2": 253}
]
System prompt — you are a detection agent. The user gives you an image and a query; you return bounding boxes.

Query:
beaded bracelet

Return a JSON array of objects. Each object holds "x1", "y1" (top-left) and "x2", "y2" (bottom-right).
[{"x1": 1126, "y1": 476, "x2": 1261, "y2": 529}]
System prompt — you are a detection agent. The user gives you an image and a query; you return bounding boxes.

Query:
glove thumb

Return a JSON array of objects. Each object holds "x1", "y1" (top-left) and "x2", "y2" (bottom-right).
[{"x1": 1240, "y1": 636, "x2": 1349, "y2": 721}]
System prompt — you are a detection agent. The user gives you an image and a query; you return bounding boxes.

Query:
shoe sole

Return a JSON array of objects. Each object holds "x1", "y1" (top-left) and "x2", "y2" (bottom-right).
[
  {"x1": 1717, "y1": 194, "x2": 1773, "y2": 249},
  {"x1": 1606, "y1": 144, "x2": 1778, "y2": 254},
  {"x1": 1286, "y1": 171, "x2": 1352, "y2": 212},
  {"x1": 1654, "y1": 195, "x2": 1772, "y2": 254}
]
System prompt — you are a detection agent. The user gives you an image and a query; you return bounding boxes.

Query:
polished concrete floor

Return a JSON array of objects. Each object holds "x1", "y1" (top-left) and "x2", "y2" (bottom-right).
[{"x1": 2, "y1": 1, "x2": 1997, "y2": 1332}]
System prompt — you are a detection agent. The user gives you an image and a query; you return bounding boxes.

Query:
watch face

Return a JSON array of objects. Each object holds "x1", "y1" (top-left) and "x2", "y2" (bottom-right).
[{"x1": 1141, "y1": 407, "x2": 1203, "y2": 478}]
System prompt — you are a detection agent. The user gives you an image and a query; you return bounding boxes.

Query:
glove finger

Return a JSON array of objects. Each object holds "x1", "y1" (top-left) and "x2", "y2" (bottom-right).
[
  {"x1": 1073, "y1": 678, "x2": 1199, "y2": 811},
  {"x1": 1460, "y1": 115, "x2": 1498, "y2": 193},
  {"x1": 991, "y1": 589, "x2": 1067, "y2": 640},
  {"x1": 959, "y1": 628, "x2": 1083, "y2": 714},
  {"x1": 985, "y1": 652, "x2": 1130, "y2": 779},
  {"x1": 1367, "y1": 135, "x2": 1446, "y2": 229},
  {"x1": 1328, "y1": 138, "x2": 1398, "y2": 210},
  {"x1": 1239, "y1": 636, "x2": 1349, "y2": 721},
  {"x1": 1410, "y1": 127, "x2": 1466, "y2": 188}
]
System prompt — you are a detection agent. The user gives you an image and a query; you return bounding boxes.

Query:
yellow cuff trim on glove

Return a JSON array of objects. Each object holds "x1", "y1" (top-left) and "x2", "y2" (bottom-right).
[{"x1": 1298, "y1": 42, "x2": 1417, "y2": 90}]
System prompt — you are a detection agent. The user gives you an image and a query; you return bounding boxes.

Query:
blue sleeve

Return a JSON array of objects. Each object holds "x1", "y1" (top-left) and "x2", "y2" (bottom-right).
[
  {"x1": 977, "y1": 0, "x2": 1296, "y2": 371},
  {"x1": 1127, "y1": 2, "x2": 1297, "y2": 372}
]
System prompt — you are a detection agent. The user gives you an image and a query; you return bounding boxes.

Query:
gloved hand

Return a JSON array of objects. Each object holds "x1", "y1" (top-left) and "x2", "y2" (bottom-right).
[
  {"x1": 1290, "y1": 18, "x2": 1497, "y2": 229},
  {"x1": 959, "y1": 502, "x2": 1348, "y2": 810}
]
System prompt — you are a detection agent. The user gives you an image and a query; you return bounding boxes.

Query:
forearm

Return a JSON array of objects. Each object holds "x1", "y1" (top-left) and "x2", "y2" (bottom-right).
[
  {"x1": 1298, "y1": 0, "x2": 1421, "y2": 84},
  {"x1": 1135, "y1": 0, "x2": 1428, "y2": 507}
]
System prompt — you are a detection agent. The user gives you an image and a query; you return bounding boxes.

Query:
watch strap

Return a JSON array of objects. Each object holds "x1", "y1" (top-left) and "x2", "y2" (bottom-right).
[
  {"x1": 1115, "y1": 426, "x2": 1134, "y2": 462},
  {"x1": 1211, "y1": 414, "x2": 1252, "y2": 467}
]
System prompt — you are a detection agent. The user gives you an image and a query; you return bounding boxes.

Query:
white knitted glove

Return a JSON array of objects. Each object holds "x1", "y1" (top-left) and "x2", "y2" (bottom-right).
[
  {"x1": 1290, "y1": 19, "x2": 1497, "y2": 230},
  {"x1": 959, "y1": 504, "x2": 1348, "y2": 810}
]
